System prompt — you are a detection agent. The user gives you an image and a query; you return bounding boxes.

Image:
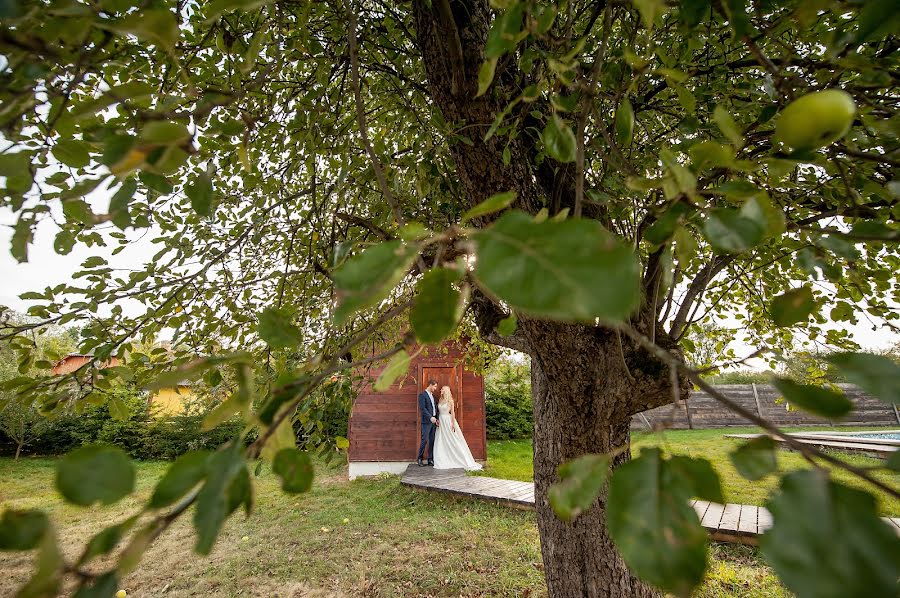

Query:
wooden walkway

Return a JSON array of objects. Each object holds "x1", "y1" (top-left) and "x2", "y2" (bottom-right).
[
  {"x1": 401, "y1": 465, "x2": 535, "y2": 509},
  {"x1": 400, "y1": 465, "x2": 900, "y2": 545}
]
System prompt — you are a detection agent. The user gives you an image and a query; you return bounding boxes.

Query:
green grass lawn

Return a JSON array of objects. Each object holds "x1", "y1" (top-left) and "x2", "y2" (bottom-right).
[
  {"x1": 0, "y1": 455, "x2": 790, "y2": 597},
  {"x1": 480, "y1": 427, "x2": 900, "y2": 515}
]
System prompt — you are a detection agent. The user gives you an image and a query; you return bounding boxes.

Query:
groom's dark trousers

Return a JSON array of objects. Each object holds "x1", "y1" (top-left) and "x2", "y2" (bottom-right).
[{"x1": 417, "y1": 390, "x2": 437, "y2": 462}]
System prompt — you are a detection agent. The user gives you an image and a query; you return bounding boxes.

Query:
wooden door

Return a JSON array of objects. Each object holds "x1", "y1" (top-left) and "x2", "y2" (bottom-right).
[{"x1": 417, "y1": 366, "x2": 461, "y2": 458}]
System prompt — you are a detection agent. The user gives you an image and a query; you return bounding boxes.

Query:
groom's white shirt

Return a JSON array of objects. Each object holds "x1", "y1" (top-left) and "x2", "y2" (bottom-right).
[{"x1": 426, "y1": 389, "x2": 436, "y2": 416}]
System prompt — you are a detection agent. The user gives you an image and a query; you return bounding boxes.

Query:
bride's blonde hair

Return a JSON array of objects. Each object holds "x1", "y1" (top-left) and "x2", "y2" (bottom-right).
[{"x1": 439, "y1": 385, "x2": 453, "y2": 403}]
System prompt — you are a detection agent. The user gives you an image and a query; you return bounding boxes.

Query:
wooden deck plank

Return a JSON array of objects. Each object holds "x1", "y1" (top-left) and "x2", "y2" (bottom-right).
[
  {"x1": 474, "y1": 477, "x2": 520, "y2": 494},
  {"x1": 693, "y1": 500, "x2": 710, "y2": 522},
  {"x1": 486, "y1": 482, "x2": 532, "y2": 499},
  {"x1": 482, "y1": 486, "x2": 521, "y2": 499},
  {"x1": 718, "y1": 503, "x2": 742, "y2": 533},
  {"x1": 737, "y1": 505, "x2": 758, "y2": 535},
  {"x1": 701, "y1": 503, "x2": 725, "y2": 530}
]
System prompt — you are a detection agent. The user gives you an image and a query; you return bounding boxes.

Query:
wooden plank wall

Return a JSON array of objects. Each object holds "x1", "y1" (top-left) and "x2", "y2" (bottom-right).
[
  {"x1": 631, "y1": 384, "x2": 899, "y2": 430},
  {"x1": 349, "y1": 342, "x2": 487, "y2": 462}
]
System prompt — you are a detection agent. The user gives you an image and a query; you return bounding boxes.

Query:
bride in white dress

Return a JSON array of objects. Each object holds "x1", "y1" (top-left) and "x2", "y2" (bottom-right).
[{"x1": 432, "y1": 385, "x2": 482, "y2": 471}]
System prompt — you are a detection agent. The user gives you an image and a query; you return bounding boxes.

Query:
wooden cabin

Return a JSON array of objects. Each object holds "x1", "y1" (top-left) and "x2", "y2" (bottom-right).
[{"x1": 348, "y1": 341, "x2": 487, "y2": 479}]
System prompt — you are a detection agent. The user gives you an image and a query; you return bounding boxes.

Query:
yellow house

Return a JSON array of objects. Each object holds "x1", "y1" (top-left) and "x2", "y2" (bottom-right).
[{"x1": 149, "y1": 384, "x2": 195, "y2": 416}]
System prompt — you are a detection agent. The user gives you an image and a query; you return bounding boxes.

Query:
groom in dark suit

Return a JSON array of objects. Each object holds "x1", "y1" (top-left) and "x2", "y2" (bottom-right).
[{"x1": 417, "y1": 379, "x2": 439, "y2": 466}]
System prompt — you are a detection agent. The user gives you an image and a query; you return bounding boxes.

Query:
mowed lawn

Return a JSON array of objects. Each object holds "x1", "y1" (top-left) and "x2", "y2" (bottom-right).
[
  {"x1": 0, "y1": 454, "x2": 789, "y2": 598},
  {"x1": 480, "y1": 427, "x2": 900, "y2": 515}
]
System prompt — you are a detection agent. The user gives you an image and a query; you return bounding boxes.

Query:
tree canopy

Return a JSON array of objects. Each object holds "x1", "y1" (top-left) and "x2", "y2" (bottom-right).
[{"x1": 1, "y1": 0, "x2": 900, "y2": 596}]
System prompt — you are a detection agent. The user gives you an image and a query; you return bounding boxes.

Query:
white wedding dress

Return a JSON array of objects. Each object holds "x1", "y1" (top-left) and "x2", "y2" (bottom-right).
[{"x1": 433, "y1": 400, "x2": 482, "y2": 471}]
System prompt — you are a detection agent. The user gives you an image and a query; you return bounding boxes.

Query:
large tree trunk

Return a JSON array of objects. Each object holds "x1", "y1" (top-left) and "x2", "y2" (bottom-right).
[
  {"x1": 411, "y1": 2, "x2": 684, "y2": 595},
  {"x1": 15, "y1": 440, "x2": 23, "y2": 460},
  {"x1": 520, "y1": 319, "x2": 676, "y2": 598}
]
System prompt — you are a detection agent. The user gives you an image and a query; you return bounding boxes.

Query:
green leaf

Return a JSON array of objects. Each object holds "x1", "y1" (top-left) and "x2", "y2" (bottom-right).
[
  {"x1": 107, "y1": 396, "x2": 130, "y2": 421},
  {"x1": 714, "y1": 180, "x2": 761, "y2": 199},
  {"x1": 770, "y1": 286, "x2": 815, "y2": 327},
  {"x1": 473, "y1": 211, "x2": 640, "y2": 321},
  {"x1": 11, "y1": 218, "x2": 33, "y2": 263},
  {"x1": 741, "y1": 193, "x2": 785, "y2": 238},
  {"x1": 760, "y1": 470, "x2": 900, "y2": 598},
  {"x1": 77, "y1": 517, "x2": 136, "y2": 566},
  {"x1": 679, "y1": 0, "x2": 709, "y2": 28},
  {"x1": 0, "y1": 151, "x2": 31, "y2": 177},
  {"x1": 272, "y1": 448, "x2": 314, "y2": 494},
  {"x1": 713, "y1": 105, "x2": 744, "y2": 147},
  {"x1": 62, "y1": 198, "x2": 95, "y2": 225},
  {"x1": 772, "y1": 378, "x2": 852, "y2": 419},
  {"x1": 644, "y1": 202, "x2": 692, "y2": 245},
  {"x1": 55, "y1": 445, "x2": 135, "y2": 506},
  {"x1": 109, "y1": 178, "x2": 136, "y2": 230},
  {"x1": 374, "y1": 350, "x2": 411, "y2": 392},
  {"x1": 476, "y1": 58, "x2": 498, "y2": 97},
  {"x1": 72, "y1": 572, "x2": 118, "y2": 598},
  {"x1": 18, "y1": 532, "x2": 62, "y2": 598},
  {"x1": 729, "y1": 436, "x2": 777, "y2": 481},
  {"x1": 53, "y1": 230, "x2": 76, "y2": 255},
  {"x1": 826, "y1": 353, "x2": 900, "y2": 405},
  {"x1": 335, "y1": 436, "x2": 350, "y2": 450},
  {"x1": 225, "y1": 464, "x2": 253, "y2": 516},
  {"x1": 542, "y1": 115, "x2": 577, "y2": 163},
  {"x1": 51, "y1": 139, "x2": 91, "y2": 168},
  {"x1": 668, "y1": 456, "x2": 724, "y2": 503},
  {"x1": 854, "y1": 0, "x2": 900, "y2": 43},
  {"x1": 103, "y1": 8, "x2": 180, "y2": 51},
  {"x1": 497, "y1": 312, "x2": 517, "y2": 336},
  {"x1": 411, "y1": 268, "x2": 465, "y2": 344},
  {"x1": 257, "y1": 306, "x2": 304, "y2": 348},
  {"x1": 204, "y1": 0, "x2": 274, "y2": 21},
  {"x1": 721, "y1": 0, "x2": 752, "y2": 38},
  {"x1": 116, "y1": 522, "x2": 154, "y2": 575},
  {"x1": 139, "y1": 121, "x2": 191, "y2": 146},
  {"x1": 659, "y1": 148, "x2": 696, "y2": 197},
  {"x1": 139, "y1": 171, "x2": 174, "y2": 195},
  {"x1": 701, "y1": 208, "x2": 765, "y2": 254},
  {"x1": 548, "y1": 454, "x2": 610, "y2": 521},
  {"x1": 149, "y1": 450, "x2": 210, "y2": 509},
  {"x1": 0, "y1": 509, "x2": 49, "y2": 551},
  {"x1": 607, "y1": 448, "x2": 709, "y2": 597},
  {"x1": 485, "y1": 2, "x2": 525, "y2": 58},
  {"x1": 689, "y1": 141, "x2": 735, "y2": 171},
  {"x1": 614, "y1": 99, "x2": 634, "y2": 147},
  {"x1": 332, "y1": 240, "x2": 419, "y2": 325},
  {"x1": 461, "y1": 190, "x2": 517, "y2": 223},
  {"x1": 0, "y1": 0, "x2": 23, "y2": 18},
  {"x1": 194, "y1": 443, "x2": 245, "y2": 555},
  {"x1": 260, "y1": 408, "x2": 297, "y2": 462},
  {"x1": 632, "y1": 0, "x2": 667, "y2": 29}
]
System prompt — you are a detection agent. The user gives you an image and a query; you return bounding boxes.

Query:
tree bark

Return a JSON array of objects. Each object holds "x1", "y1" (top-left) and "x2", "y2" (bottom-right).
[
  {"x1": 520, "y1": 318, "x2": 675, "y2": 598},
  {"x1": 15, "y1": 440, "x2": 23, "y2": 460}
]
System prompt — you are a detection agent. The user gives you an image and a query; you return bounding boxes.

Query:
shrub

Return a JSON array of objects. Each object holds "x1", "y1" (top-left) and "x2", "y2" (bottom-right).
[
  {"x1": 485, "y1": 357, "x2": 533, "y2": 440},
  {"x1": 1, "y1": 387, "x2": 250, "y2": 460}
]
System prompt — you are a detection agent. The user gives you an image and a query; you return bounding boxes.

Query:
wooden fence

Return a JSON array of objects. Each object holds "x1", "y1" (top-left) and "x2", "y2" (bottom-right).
[{"x1": 631, "y1": 384, "x2": 900, "y2": 430}]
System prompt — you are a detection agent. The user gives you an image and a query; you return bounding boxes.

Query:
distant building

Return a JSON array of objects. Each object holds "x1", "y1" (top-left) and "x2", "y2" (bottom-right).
[
  {"x1": 51, "y1": 353, "x2": 120, "y2": 375},
  {"x1": 52, "y1": 353, "x2": 194, "y2": 416},
  {"x1": 148, "y1": 384, "x2": 194, "y2": 416}
]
